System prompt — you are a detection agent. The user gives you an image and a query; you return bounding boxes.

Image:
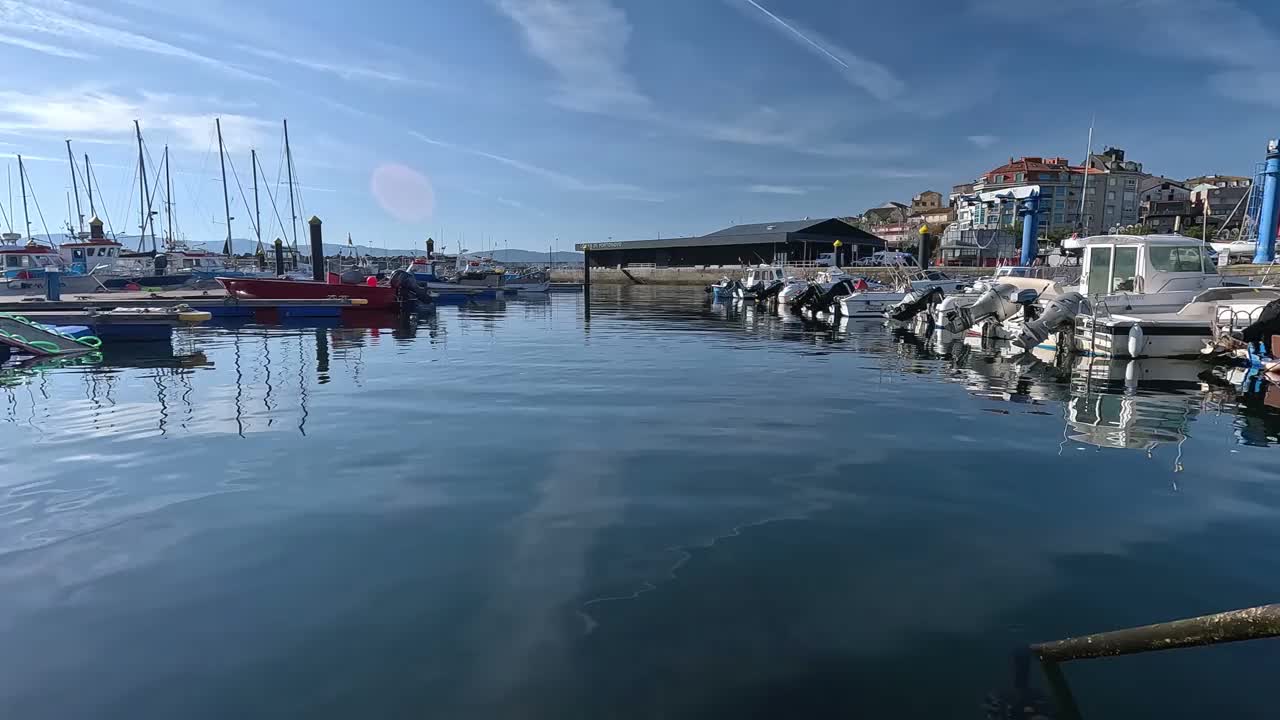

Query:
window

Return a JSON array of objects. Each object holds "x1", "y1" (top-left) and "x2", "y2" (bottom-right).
[
  {"x1": 1112, "y1": 246, "x2": 1138, "y2": 292},
  {"x1": 5, "y1": 256, "x2": 20, "y2": 268},
  {"x1": 1149, "y1": 245, "x2": 1214, "y2": 273},
  {"x1": 1123, "y1": 191, "x2": 1135, "y2": 201},
  {"x1": 1108, "y1": 178, "x2": 1117, "y2": 186},
  {"x1": 1087, "y1": 246, "x2": 1113, "y2": 295},
  {"x1": 1107, "y1": 191, "x2": 1116, "y2": 200},
  {"x1": 1125, "y1": 178, "x2": 1137, "y2": 188},
  {"x1": 1015, "y1": 172, "x2": 1025, "y2": 182},
  {"x1": 1054, "y1": 213, "x2": 1065, "y2": 224}
]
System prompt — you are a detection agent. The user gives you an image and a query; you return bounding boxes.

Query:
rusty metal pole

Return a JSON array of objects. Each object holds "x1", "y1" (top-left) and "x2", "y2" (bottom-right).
[
  {"x1": 1033, "y1": 603, "x2": 1280, "y2": 663},
  {"x1": 583, "y1": 245, "x2": 591, "y2": 318}
]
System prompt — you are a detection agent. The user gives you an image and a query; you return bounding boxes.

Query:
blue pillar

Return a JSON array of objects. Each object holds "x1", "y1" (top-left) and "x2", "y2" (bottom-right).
[
  {"x1": 45, "y1": 268, "x2": 61, "y2": 301},
  {"x1": 1020, "y1": 192, "x2": 1041, "y2": 267},
  {"x1": 1253, "y1": 140, "x2": 1280, "y2": 264}
]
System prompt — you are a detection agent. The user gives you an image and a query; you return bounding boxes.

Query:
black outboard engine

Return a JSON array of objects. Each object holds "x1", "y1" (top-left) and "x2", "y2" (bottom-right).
[
  {"x1": 1240, "y1": 298, "x2": 1280, "y2": 356},
  {"x1": 755, "y1": 280, "x2": 785, "y2": 304},
  {"x1": 788, "y1": 283, "x2": 818, "y2": 314},
  {"x1": 814, "y1": 279, "x2": 855, "y2": 315},
  {"x1": 888, "y1": 285, "x2": 944, "y2": 322},
  {"x1": 339, "y1": 269, "x2": 365, "y2": 284},
  {"x1": 390, "y1": 269, "x2": 433, "y2": 312}
]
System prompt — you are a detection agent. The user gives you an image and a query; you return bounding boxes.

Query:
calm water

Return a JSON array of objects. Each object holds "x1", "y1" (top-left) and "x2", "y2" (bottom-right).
[{"x1": 2, "y1": 287, "x2": 1280, "y2": 719}]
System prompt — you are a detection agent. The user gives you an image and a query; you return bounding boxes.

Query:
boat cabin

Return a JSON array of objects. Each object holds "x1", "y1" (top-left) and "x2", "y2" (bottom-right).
[
  {"x1": 1, "y1": 241, "x2": 63, "y2": 279},
  {"x1": 1075, "y1": 234, "x2": 1216, "y2": 298},
  {"x1": 743, "y1": 265, "x2": 786, "y2": 287}
]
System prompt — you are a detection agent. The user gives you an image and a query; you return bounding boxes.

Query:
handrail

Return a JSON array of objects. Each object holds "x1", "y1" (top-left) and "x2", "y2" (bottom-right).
[
  {"x1": 1027, "y1": 603, "x2": 1280, "y2": 720},
  {"x1": 1032, "y1": 603, "x2": 1280, "y2": 663}
]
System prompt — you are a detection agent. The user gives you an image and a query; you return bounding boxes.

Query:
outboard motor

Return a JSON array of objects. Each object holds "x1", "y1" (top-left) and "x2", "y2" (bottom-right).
[
  {"x1": 1013, "y1": 292, "x2": 1086, "y2": 350},
  {"x1": 339, "y1": 269, "x2": 365, "y2": 284},
  {"x1": 814, "y1": 278, "x2": 856, "y2": 315},
  {"x1": 153, "y1": 253, "x2": 168, "y2": 276},
  {"x1": 939, "y1": 283, "x2": 1037, "y2": 334},
  {"x1": 887, "y1": 285, "x2": 945, "y2": 323},
  {"x1": 390, "y1": 269, "x2": 433, "y2": 311},
  {"x1": 1239, "y1": 298, "x2": 1280, "y2": 356},
  {"x1": 788, "y1": 283, "x2": 819, "y2": 314},
  {"x1": 755, "y1": 280, "x2": 785, "y2": 304}
]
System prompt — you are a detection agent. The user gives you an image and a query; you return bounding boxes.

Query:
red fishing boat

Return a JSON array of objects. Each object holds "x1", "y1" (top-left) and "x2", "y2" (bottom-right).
[{"x1": 216, "y1": 276, "x2": 399, "y2": 310}]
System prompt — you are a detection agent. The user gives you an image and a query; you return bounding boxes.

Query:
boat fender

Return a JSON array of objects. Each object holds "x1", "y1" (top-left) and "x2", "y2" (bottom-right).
[{"x1": 1127, "y1": 325, "x2": 1146, "y2": 358}]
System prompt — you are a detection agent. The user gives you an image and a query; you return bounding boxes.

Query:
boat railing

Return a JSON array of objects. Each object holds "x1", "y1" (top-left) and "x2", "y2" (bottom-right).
[{"x1": 1024, "y1": 603, "x2": 1280, "y2": 720}]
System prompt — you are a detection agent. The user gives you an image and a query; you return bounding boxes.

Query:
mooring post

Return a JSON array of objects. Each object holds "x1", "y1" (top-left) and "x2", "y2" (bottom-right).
[
  {"x1": 583, "y1": 246, "x2": 592, "y2": 314},
  {"x1": 274, "y1": 238, "x2": 285, "y2": 276},
  {"x1": 44, "y1": 267, "x2": 61, "y2": 301},
  {"x1": 309, "y1": 216, "x2": 324, "y2": 282}
]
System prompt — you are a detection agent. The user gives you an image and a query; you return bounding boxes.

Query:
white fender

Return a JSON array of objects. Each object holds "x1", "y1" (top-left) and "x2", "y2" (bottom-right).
[{"x1": 1127, "y1": 325, "x2": 1147, "y2": 358}]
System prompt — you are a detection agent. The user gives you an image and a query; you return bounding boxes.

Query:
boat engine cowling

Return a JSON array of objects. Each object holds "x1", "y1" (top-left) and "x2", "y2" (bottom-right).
[
  {"x1": 1013, "y1": 292, "x2": 1085, "y2": 350},
  {"x1": 887, "y1": 285, "x2": 945, "y2": 322},
  {"x1": 938, "y1": 283, "x2": 1035, "y2": 334},
  {"x1": 390, "y1": 269, "x2": 433, "y2": 308}
]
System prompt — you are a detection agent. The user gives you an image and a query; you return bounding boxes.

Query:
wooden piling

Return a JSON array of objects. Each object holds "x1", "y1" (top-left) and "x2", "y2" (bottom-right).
[
  {"x1": 274, "y1": 238, "x2": 285, "y2": 276},
  {"x1": 309, "y1": 216, "x2": 324, "y2": 282}
]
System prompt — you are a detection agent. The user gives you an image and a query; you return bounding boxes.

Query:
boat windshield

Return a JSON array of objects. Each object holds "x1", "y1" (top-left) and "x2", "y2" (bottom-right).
[{"x1": 1149, "y1": 245, "x2": 1215, "y2": 275}]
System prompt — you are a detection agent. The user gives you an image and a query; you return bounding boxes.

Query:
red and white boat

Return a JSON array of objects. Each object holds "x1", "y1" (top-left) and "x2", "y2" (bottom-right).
[{"x1": 216, "y1": 275, "x2": 399, "y2": 310}]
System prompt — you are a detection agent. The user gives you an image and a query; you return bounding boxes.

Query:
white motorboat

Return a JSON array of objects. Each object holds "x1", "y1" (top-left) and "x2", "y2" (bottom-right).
[
  {"x1": 503, "y1": 269, "x2": 551, "y2": 293},
  {"x1": 733, "y1": 265, "x2": 787, "y2": 299},
  {"x1": 952, "y1": 234, "x2": 1280, "y2": 358},
  {"x1": 834, "y1": 270, "x2": 968, "y2": 318},
  {"x1": 777, "y1": 268, "x2": 854, "y2": 304}
]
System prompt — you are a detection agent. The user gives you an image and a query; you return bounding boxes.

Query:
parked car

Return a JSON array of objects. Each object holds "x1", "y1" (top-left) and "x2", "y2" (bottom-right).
[{"x1": 869, "y1": 251, "x2": 915, "y2": 266}]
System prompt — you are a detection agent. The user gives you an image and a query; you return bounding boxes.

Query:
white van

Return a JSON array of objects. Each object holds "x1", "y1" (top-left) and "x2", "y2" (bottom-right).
[{"x1": 870, "y1": 251, "x2": 915, "y2": 266}]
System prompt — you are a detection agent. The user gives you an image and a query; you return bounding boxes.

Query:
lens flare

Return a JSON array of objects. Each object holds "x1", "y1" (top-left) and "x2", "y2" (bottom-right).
[{"x1": 370, "y1": 163, "x2": 435, "y2": 222}]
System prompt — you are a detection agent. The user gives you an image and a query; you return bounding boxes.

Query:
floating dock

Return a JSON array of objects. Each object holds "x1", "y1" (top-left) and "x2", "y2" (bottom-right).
[{"x1": 0, "y1": 290, "x2": 372, "y2": 320}]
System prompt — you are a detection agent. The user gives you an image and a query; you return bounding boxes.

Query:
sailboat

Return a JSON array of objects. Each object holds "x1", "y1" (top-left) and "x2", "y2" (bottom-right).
[{"x1": 216, "y1": 119, "x2": 419, "y2": 310}]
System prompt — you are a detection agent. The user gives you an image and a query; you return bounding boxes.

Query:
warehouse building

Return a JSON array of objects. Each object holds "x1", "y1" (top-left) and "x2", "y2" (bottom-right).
[{"x1": 575, "y1": 219, "x2": 884, "y2": 267}]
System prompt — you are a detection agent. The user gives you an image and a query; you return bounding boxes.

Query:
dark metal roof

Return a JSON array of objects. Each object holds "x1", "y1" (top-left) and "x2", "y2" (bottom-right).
[{"x1": 576, "y1": 218, "x2": 878, "y2": 251}]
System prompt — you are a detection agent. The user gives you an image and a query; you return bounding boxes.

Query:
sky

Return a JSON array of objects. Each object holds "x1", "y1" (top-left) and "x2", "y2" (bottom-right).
[{"x1": 0, "y1": 0, "x2": 1278, "y2": 253}]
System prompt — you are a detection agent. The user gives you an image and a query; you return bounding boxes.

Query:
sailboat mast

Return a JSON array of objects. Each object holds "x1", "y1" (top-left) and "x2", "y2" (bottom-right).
[
  {"x1": 18, "y1": 155, "x2": 31, "y2": 240},
  {"x1": 164, "y1": 145, "x2": 174, "y2": 249},
  {"x1": 66, "y1": 140, "x2": 83, "y2": 234},
  {"x1": 1078, "y1": 119, "x2": 1094, "y2": 233},
  {"x1": 216, "y1": 117, "x2": 233, "y2": 257},
  {"x1": 284, "y1": 119, "x2": 299, "y2": 251},
  {"x1": 135, "y1": 120, "x2": 151, "y2": 252},
  {"x1": 252, "y1": 148, "x2": 261, "y2": 250},
  {"x1": 5, "y1": 165, "x2": 11, "y2": 234},
  {"x1": 84, "y1": 154, "x2": 95, "y2": 217}
]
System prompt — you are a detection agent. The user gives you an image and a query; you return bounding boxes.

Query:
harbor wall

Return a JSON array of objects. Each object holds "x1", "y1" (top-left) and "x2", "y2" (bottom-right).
[{"x1": 550, "y1": 264, "x2": 1272, "y2": 286}]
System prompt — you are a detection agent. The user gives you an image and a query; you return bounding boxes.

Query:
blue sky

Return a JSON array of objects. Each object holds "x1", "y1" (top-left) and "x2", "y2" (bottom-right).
[{"x1": 1, "y1": 0, "x2": 1278, "y2": 252}]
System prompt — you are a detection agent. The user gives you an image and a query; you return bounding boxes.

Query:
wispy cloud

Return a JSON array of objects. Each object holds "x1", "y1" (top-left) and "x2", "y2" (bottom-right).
[
  {"x1": 0, "y1": 32, "x2": 93, "y2": 58},
  {"x1": 972, "y1": 0, "x2": 1278, "y2": 108},
  {"x1": 0, "y1": 88, "x2": 275, "y2": 151},
  {"x1": 696, "y1": 106, "x2": 907, "y2": 159},
  {"x1": 236, "y1": 45, "x2": 433, "y2": 87},
  {"x1": 411, "y1": 131, "x2": 662, "y2": 201},
  {"x1": 747, "y1": 184, "x2": 808, "y2": 195},
  {"x1": 967, "y1": 134, "x2": 999, "y2": 149},
  {"x1": 491, "y1": 0, "x2": 649, "y2": 114},
  {"x1": 0, "y1": 0, "x2": 271, "y2": 83},
  {"x1": 732, "y1": 0, "x2": 904, "y2": 101}
]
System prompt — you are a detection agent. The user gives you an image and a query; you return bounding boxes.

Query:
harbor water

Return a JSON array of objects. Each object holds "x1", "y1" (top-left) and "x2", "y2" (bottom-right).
[{"x1": 2, "y1": 286, "x2": 1279, "y2": 718}]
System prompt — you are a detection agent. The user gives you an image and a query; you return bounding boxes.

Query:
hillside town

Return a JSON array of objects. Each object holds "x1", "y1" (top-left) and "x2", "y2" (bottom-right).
[{"x1": 850, "y1": 147, "x2": 1257, "y2": 266}]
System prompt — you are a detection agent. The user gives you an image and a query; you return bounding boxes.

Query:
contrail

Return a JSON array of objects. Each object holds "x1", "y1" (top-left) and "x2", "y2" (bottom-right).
[{"x1": 741, "y1": 0, "x2": 849, "y2": 69}]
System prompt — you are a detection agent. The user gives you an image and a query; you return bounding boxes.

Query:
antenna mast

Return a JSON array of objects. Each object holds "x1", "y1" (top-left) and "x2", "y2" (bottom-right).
[{"x1": 66, "y1": 140, "x2": 83, "y2": 234}]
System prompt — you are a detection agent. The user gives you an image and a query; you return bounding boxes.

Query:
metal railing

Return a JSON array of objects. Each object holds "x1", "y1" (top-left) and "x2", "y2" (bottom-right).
[{"x1": 1026, "y1": 603, "x2": 1280, "y2": 719}]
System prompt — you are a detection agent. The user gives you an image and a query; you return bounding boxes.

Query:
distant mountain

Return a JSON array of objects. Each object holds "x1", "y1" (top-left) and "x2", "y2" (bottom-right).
[{"x1": 465, "y1": 249, "x2": 583, "y2": 263}]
